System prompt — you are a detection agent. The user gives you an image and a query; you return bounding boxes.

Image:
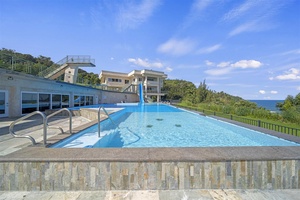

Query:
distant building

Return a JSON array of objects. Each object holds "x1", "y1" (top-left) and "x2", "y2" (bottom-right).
[{"x1": 99, "y1": 69, "x2": 167, "y2": 102}]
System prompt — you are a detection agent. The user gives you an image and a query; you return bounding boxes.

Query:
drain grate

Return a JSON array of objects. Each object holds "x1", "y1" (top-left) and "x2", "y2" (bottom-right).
[
  {"x1": 175, "y1": 124, "x2": 181, "y2": 127},
  {"x1": 146, "y1": 125, "x2": 153, "y2": 128}
]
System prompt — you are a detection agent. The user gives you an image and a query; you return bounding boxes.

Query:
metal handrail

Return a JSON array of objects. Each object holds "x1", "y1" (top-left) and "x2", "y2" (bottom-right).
[
  {"x1": 46, "y1": 108, "x2": 72, "y2": 134},
  {"x1": 9, "y1": 111, "x2": 47, "y2": 145},
  {"x1": 98, "y1": 106, "x2": 118, "y2": 137},
  {"x1": 38, "y1": 55, "x2": 95, "y2": 78}
]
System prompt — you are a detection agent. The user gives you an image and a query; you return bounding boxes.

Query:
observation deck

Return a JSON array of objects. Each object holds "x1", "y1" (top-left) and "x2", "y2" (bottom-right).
[{"x1": 39, "y1": 55, "x2": 95, "y2": 83}]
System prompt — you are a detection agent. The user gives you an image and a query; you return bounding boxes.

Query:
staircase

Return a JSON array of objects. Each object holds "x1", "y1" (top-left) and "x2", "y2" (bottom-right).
[
  {"x1": 121, "y1": 84, "x2": 138, "y2": 92},
  {"x1": 38, "y1": 55, "x2": 95, "y2": 83}
]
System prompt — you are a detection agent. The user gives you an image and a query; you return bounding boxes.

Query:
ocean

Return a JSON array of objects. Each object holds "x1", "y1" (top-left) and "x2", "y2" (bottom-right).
[{"x1": 249, "y1": 100, "x2": 284, "y2": 112}]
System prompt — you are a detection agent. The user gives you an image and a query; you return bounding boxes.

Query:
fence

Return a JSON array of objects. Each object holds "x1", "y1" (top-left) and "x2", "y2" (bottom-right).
[{"x1": 176, "y1": 105, "x2": 300, "y2": 137}]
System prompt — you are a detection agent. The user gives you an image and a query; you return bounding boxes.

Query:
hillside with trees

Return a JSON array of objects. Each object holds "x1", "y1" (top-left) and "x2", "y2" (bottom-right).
[{"x1": 162, "y1": 79, "x2": 300, "y2": 125}]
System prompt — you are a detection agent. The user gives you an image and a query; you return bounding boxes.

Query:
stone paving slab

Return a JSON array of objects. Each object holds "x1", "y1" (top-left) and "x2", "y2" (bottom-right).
[{"x1": 1, "y1": 190, "x2": 300, "y2": 200}]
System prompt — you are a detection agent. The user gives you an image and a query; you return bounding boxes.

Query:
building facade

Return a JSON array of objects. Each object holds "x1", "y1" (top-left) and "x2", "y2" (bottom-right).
[
  {"x1": 0, "y1": 69, "x2": 139, "y2": 118},
  {"x1": 99, "y1": 69, "x2": 167, "y2": 102}
]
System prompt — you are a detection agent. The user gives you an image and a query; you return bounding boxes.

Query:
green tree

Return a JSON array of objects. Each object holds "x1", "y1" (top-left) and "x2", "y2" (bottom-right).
[
  {"x1": 196, "y1": 79, "x2": 209, "y2": 103},
  {"x1": 162, "y1": 79, "x2": 196, "y2": 102}
]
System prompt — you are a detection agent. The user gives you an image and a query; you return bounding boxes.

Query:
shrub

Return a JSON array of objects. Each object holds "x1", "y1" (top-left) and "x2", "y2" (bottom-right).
[
  {"x1": 235, "y1": 106, "x2": 251, "y2": 116},
  {"x1": 281, "y1": 107, "x2": 300, "y2": 125},
  {"x1": 222, "y1": 106, "x2": 233, "y2": 114}
]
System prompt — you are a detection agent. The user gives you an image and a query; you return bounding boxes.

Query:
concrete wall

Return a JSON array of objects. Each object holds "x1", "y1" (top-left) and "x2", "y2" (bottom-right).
[
  {"x1": 100, "y1": 90, "x2": 139, "y2": 104},
  {"x1": 0, "y1": 160, "x2": 299, "y2": 191},
  {"x1": 0, "y1": 69, "x2": 139, "y2": 117}
]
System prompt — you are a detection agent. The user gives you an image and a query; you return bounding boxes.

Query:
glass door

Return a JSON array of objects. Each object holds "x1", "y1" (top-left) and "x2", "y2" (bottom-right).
[{"x1": 0, "y1": 90, "x2": 8, "y2": 117}]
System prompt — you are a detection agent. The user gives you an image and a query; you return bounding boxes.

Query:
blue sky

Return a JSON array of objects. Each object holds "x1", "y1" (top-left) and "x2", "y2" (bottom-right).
[{"x1": 1, "y1": 0, "x2": 299, "y2": 100}]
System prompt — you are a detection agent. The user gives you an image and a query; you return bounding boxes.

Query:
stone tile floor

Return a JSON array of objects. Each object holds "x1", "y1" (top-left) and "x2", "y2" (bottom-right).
[{"x1": 1, "y1": 189, "x2": 300, "y2": 200}]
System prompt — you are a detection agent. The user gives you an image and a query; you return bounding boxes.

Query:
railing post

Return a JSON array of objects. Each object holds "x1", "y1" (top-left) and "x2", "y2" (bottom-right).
[
  {"x1": 43, "y1": 117, "x2": 48, "y2": 145},
  {"x1": 258, "y1": 120, "x2": 261, "y2": 127},
  {"x1": 230, "y1": 115, "x2": 233, "y2": 120},
  {"x1": 98, "y1": 107, "x2": 101, "y2": 137},
  {"x1": 9, "y1": 111, "x2": 46, "y2": 145}
]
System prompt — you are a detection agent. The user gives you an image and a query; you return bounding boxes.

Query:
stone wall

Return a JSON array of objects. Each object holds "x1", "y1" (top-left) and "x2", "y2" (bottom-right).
[{"x1": 1, "y1": 160, "x2": 299, "y2": 191}]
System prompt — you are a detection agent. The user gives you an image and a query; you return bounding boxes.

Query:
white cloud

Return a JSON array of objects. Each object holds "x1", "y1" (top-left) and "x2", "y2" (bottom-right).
[
  {"x1": 225, "y1": 0, "x2": 289, "y2": 37},
  {"x1": 192, "y1": 0, "x2": 212, "y2": 11},
  {"x1": 197, "y1": 44, "x2": 221, "y2": 54},
  {"x1": 222, "y1": 0, "x2": 256, "y2": 21},
  {"x1": 128, "y1": 58, "x2": 172, "y2": 72},
  {"x1": 165, "y1": 67, "x2": 173, "y2": 72},
  {"x1": 205, "y1": 60, "x2": 215, "y2": 66},
  {"x1": 275, "y1": 68, "x2": 300, "y2": 80},
  {"x1": 259, "y1": 90, "x2": 266, "y2": 94},
  {"x1": 157, "y1": 38, "x2": 197, "y2": 56},
  {"x1": 181, "y1": 0, "x2": 213, "y2": 29},
  {"x1": 231, "y1": 60, "x2": 262, "y2": 69},
  {"x1": 217, "y1": 62, "x2": 231, "y2": 68},
  {"x1": 270, "y1": 90, "x2": 278, "y2": 94},
  {"x1": 204, "y1": 59, "x2": 262, "y2": 76},
  {"x1": 297, "y1": 86, "x2": 300, "y2": 91},
  {"x1": 280, "y1": 49, "x2": 300, "y2": 56},
  {"x1": 116, "y1": 0, "x2": 161, "y2": 30},
  {"x1": 229, "y1": 21, "x2": 259, "y2": 36},
  {"x1": 205, "y1": 67, "x2": 232, "y2": 76},
  {"x1": 128, "y1": 58, "x2": 163, "y2": 68}
]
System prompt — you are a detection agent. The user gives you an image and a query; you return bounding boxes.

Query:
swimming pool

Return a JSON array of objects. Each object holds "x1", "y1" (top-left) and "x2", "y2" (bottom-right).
[{"x1": 52, "y1": 104, "x2": 300, "y2": 148}]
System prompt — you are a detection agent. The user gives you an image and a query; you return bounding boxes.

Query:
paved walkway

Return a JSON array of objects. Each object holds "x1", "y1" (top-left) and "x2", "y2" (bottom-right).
[
  {"x1": 1, "y1": 189, "x2": 300, "y2": 200},
  {"x1": 1, "y1": 116, "x2": 300, "y2": 199},
  {"x1": 0, "y1": 115, "x2": 92, "y2": 156}
]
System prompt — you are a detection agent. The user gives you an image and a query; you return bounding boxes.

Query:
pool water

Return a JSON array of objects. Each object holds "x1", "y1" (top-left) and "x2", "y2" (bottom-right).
[{"x1": 51, "y1": 104, "x2": 300, "y2": 148}]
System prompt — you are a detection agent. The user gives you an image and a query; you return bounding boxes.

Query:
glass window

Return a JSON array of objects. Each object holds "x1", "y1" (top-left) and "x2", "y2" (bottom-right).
[
  {"x1": 52, "y1": 94, "x2": 62, "y2": 109},
  {"x1": 80, "y1": 96, "x2": 85, "y2": 106},
  {"x1": 74, "y1": 95, "x2": 85, "y2": 107},
  {"x1": 74, "y1": 95, "x2": 81, "y2": 107},
  {"x1": 147, "y1": 77, "x2": 157, "y2": 82},
  {"x1": 22, "y1": 93, "x2": 38, "y2": 114},
  {"x1": 39, "y1": 93, "x2": 50, "y2": 111},
  {"x1": 0, "y1": 91, "x2": 5, "y2": 114},
  {"x1": 125, "y1": 80, "x2": 129, "y2": 84},
  {"x1": 62, "y1": 95, "x2": 69, "y2": 108},
  {"x1": 86, "y1": 96, "x2": 93, "y2": 105},
  {"x1": 108, "y1": 78, "x2": 122, "y2": 82}
]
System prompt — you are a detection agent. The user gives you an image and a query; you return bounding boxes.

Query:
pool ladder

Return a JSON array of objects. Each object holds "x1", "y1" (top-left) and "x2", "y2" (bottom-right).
[
  {"x1": 9, "y1": 108, "x2": 72, "y2": 145},
  {"x1": 97, "y1": 106, "x2": 118, "y2": 137}
]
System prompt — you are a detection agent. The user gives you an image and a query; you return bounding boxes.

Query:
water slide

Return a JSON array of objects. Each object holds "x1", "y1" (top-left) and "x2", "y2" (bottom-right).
[{"x1": 139, "y1": 83, "x2": 144, "y2": 104}]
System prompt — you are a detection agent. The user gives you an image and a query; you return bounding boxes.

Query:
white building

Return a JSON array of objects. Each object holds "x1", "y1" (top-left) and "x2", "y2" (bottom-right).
[{"x1": 99, "y1": 69, "x2": 167, "y2": 102}]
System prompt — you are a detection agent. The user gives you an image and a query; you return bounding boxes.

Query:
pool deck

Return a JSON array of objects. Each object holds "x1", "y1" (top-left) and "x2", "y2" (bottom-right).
[
  {"x1": 1, "y1": 189, "x2": 300, "y2": 200},
  {"x1": 1, "y1": 114, "x2": 300, "y2": 198}
]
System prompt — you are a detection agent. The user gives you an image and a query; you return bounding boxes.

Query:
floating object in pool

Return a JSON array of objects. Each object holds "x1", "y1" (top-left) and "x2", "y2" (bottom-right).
[
  {"x1": 156, "y1": 118, "x2": 163, "y2": 121},
  {"x1": 146, "y1": 125, "x2": 153, "y2": 128},
  {"x1": 175, "y1": 124, "x2": 181, "y2": 127}
]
